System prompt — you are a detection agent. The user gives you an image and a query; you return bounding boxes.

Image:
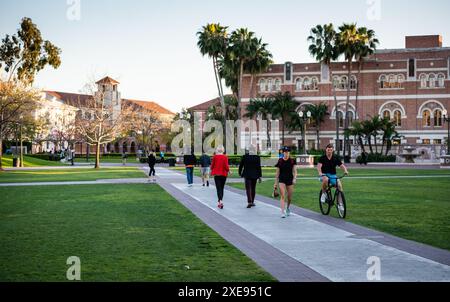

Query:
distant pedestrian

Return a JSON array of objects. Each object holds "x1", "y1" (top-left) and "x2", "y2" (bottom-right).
[
  {"x1": 122, "y1": 151, "x2": 128, "y2": 166},
  {"x1": 148, "y1": 151, "x2": 157, "y2": 183},
  {"x1": 361, "y1": 151, "x2": 368, "y2": 166},
  {"x1": 211, "y1": 145, "x2": 230, "y2": 210},
  {"x1": 239, "y1": 145, "x2": 262, "y2": 208},
  {"x1": 184, "y1": 151, "x2": 197, "y2": 187},
  {"x1": 160, "y1": 151, "x2": 165, "y2": 163},
  {"x1": 274, "y1": 146, "x2": 298, "y2": 218},
  {"x1": 199, "y1": 151, "x2": 211, "y2": 187}
]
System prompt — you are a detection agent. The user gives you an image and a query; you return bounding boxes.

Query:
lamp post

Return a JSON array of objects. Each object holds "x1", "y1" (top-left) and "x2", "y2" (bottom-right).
[
  {"x1": 19, "y1": 115, "x2": 24, "y2": 168},
  {"x1": 443, "y1": 109, "x2": 450, "y2": 155},
  {"x1": 298, "y1": 110, "x2": 311, "y2": 155}
]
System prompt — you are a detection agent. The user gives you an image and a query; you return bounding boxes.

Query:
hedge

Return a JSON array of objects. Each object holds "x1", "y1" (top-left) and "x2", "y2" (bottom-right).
[{"x1": 356, "y1": 153, "x2": 396, "y2": 164}]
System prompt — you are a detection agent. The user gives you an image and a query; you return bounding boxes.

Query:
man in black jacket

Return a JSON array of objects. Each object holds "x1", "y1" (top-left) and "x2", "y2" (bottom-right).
[
  {"x1": 239, "y1": 146, "x2": 262, "y2": 208},
  {"x1": 183, "y1": 151, "x2": 197, "y2": 187}
]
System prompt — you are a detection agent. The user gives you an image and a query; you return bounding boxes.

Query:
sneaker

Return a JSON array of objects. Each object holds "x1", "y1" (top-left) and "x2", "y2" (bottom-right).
[
  {"x1": 321, "y1": 192, "x2": 327, "y2": 203},
  {"x1": 338, "y1": 203, "x2": 345, "y2": 213},
  {"x1": 286, "y1": 208, "x2": 291, "y2": 217},
  {"x1": 218, "y1": 203, "x2": 224, "y2": 209},
  {"x1": 247, "y1": 204, "x2": 252, "y2": 209},
  {"x1": 250, "y1": 203, "x2": 256, "y2": 207},
  {"x1": 202, "y1": 183, "x2": 205, "y2": 187},
  {"x1": 281, "y1": 211, "x2": 286, "y2": 218}
]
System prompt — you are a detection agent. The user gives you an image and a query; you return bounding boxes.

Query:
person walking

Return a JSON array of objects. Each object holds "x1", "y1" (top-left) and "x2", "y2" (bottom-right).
[
  {"x1": 211, "y1": 146, "x2": 230, "y2": 209},
  {"x1": 122, "y1": 151, "x2": 128, "y2": 166},
  {"x1": 274, "y1": 146, "x2": 298, "y2": 218},
  {"x1": 199, "y1": 151, "x2": 211, "y2": 187},
  {"x1": 239, "y1": 145, "x2": 262, "y2": 208},
  {"x1": 184, "y1": 151, "x2": 197, "y2": 187},
  {"x1": 148, "y1": 151, "x2": 157, "y2": 183}
]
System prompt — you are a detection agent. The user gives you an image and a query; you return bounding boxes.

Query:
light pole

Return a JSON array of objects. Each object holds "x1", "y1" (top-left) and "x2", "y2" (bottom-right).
[
  {"x1": 443, "y1": 109, "x2": 450, "y2": 155},
  {"x1": 19, "y1": 115, "x2": 24, "y2": 168},
  {"x1": 298, "y1": 110, "x2": 311, "y2": 155}
]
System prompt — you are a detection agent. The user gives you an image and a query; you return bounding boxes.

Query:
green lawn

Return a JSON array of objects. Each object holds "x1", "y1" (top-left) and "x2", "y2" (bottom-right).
[
  {"x1": 0, "y1": 168, "x2": 147, "y2": 183},
  {"x1": 229, "y1": 177, "x2": 450, "y2": 251},
  {"x1": 0, "y1": 184, "x2": 275, "y2": 282},
  {"x1": 1, "y1": 155, "x2": 68, "y2": 167}
]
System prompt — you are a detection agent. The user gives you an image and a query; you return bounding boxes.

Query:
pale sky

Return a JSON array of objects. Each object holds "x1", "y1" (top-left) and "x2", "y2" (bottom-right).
[{"x1": 1, "y1": 0, "x2": 450, "y2": 113}]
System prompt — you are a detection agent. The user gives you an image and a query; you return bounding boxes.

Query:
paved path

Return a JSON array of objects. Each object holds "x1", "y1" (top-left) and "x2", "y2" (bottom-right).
[{"x1": 155, "y1": 167, "x2": 450, "y2": 282}]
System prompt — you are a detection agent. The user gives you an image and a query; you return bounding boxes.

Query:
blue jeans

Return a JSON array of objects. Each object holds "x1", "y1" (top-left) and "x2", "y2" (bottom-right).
[{"x1": 186, "y1": 167, "x2": 194, "y2": 184}]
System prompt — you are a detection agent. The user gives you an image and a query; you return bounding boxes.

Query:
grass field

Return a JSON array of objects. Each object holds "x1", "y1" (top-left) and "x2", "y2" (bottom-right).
[
  {"x1": 0, "y1": 184, "x2": 275, "y2": 281},
  {"x1": 0, "y1": 168, "x2": 147, "y2": 183},
  {"x1": 229, "y1": 176, "x2": 450, "y2": 251},
  {"x1": 1, "y1": 155, "x2": 68, "y2": 167}
]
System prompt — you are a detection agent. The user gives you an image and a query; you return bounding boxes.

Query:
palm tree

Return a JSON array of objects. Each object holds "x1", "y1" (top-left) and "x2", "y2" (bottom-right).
[
  {"x1": 245, "y1": 97, "x2": 274, "y2": 149},
  {"x1": 272, "y1": 92, "x2": 296, "y2": 147},
  {"x1": 228, "y1": 28, "x2": 259, "y2": 120},
  {"x1": 380, "y1": 117, "x2": 398, "y2": 156},
  {"x1": 354, "y1": 27, "x2": 379, "y2": 115},
  {"x1": 197, "y1": 23, "x2": 229, "y2": 119},
  {"x1": 337, "y1": 23, "x2": 360, "y2": 161},
  {"x1": 206, "y1": 95, "x2": 239, "y2": 122},
  {"x1": 245, "y1": 39, "x2": 273, "y2": 98},
  {"x1": 307, "y1": 24, "x2": 341, "y2": 155},
  {"x1": 305, "y1": 103, "x2": 329, "y2": 150},
  {"x1": 347, "y1": 120, "x2": 366, "y2": 153}
]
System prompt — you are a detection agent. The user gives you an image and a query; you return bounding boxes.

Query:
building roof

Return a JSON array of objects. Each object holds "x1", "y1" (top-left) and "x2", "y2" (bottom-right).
[
  {"x1": 122, "y1": 99, "x2": 175, "y2": 115},
  {"x1": 96, "y1": 76, "x2": 120, "y2": 85},
  {"x1": 189, "y1": 96, "x2": 230, "y2": 111}
]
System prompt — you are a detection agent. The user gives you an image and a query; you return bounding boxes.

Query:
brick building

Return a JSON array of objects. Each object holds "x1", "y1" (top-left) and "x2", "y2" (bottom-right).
[{"x1": 191, "y1": 35, "x2": 449, "y2": 159}]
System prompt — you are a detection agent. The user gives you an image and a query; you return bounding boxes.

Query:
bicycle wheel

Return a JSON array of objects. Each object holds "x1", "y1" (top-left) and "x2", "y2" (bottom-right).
[
  {"x1": 335, "y1": 191, "x2": 347, "y2": 219},
  {"x1": 319, "y1": 190, "x2": 331, "y2": 215}
]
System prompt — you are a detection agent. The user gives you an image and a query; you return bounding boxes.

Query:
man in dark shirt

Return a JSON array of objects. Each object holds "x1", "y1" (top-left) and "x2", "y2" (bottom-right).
[
  {"x1": 317, "y1": 144, "x2": 349, "y2": 204},
  {"x1": 199, "y1": 152, "x2": 211, "y2": 187}
]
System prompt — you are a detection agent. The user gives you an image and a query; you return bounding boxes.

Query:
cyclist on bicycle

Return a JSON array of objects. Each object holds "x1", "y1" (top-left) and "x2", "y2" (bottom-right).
[{"x1": 317, "y1": 144, "x2": 349, "y2": 209}]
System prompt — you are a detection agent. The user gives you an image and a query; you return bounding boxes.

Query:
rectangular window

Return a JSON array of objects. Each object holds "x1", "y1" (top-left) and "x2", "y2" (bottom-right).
[
  {"x1": 422, "y1": 139, "x2": 431, "y2": 145},
  {"x1": 433, "y1": 139, "x2": 442, "y2": 145},
  {"x1": 409, "y1": 58, "x2": 416, "y2": 78},
  {"x1": 285, "y1": 62, "x2": 292, "y2": 83}
]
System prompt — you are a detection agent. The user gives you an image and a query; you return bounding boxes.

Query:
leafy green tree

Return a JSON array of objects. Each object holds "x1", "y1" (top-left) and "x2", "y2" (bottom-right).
[
  {"x1": 197, "y1": 23, "x2": 228, "y2": 120},
  {"x1": 245, "y1": 97, "x2": 274, "y2": 149},
  {"x1": 305, "y1": 103, "x2": 329, "y2": 150},
  {"x1": 0, "y1": 17, "x2": 61, "y2": 84},
  {"x1": 307, "y1": 24, "x2": 341, "y2": 155}
]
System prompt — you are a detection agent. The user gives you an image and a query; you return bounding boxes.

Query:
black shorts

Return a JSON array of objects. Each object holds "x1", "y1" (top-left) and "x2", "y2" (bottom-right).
[{"x1": 279, "y1": 178, "x2": 294, "y2": 186}]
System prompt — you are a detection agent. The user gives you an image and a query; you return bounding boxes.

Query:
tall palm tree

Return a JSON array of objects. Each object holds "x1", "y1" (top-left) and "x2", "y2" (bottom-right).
[
  {"x1": 354, "y1": 28, "x2": 379, "y2": 115},
  {"x1": 305, "y1": 103, "x2": 329, "y2": 150},
  {"x1": 347, "y1": 120, "x2": 366, "y2": 153},
  {"x1": 380, "y1": 117, "x2": 398, "y2": 156},
  {"x1": 197, "y1": 23, "x2": 229, "y2": 119},
  {"x1": 245, "y1": 97, "x2": 274, "y2": 149},
  {"x1": 228, "y1": 28, "x2": 259, "y2": 120},
  {"x1": 307, "y1": 24, "x2": 341, "y2": 155},
  {"x1": 337, "y1": 23, "x2": 360, "y2": 161},
  {"x1": 272, "y1": 92, "x2": 296, "y2": 147}
]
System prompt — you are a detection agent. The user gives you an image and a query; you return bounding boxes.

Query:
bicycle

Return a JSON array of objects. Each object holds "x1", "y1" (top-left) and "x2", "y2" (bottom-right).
[{"x1": 318, "y1": 175, "x2": 347, "y2": 219}]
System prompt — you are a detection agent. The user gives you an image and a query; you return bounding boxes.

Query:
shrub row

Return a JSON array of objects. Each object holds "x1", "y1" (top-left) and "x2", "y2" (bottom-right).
[{"x1": 356, "y1": 153, "x2": 396, "y2": 164}]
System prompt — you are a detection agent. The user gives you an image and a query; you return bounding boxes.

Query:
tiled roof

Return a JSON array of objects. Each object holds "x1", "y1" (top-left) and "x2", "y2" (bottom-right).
[
  {"x1": 122, "y1": 99, "x2": 175, "y2": 115},
  {"x1": 189, "y1": 95, "x2": 232, "y2": 111},
  {"x1": 96, "y1": 76, "x2": 120, "y2": 85}
]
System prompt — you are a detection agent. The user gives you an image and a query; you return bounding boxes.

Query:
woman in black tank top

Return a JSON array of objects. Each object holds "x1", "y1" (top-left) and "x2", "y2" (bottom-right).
[{"x1": 274, "y1": 147, "x2": 298, "y2": 218}]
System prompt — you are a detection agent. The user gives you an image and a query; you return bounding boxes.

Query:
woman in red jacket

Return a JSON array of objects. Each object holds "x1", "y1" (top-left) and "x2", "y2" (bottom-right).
[{"x1": 210, "y1": 145, "x2": 231, "y2": 209}]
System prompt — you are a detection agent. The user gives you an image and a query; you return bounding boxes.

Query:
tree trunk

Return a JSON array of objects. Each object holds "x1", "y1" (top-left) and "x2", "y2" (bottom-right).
[
  {"x1": 237, "y1": 61, "x2": 244, "y2": 121},
  {"x1": 213, "y1": 57, "x2": 226, "y2": 119},
  {"x1": 95, "y1": 142, "x2": 101, "y2": 169},
  {"x1": 330, "y1": 65, "x2": 340, "y2": 156},
  {"x1": 343, "y1": 60, "x2": 353, "y2": 161},
  {"x1": 0, "y1": 136, "x2": 3, "y2": 171},
  {"x1": 367, "y1": 136, "x2": 374, "y2": 154},
  {"x1": 316, "y1": 126, "x2": 320, "y2": 151}
]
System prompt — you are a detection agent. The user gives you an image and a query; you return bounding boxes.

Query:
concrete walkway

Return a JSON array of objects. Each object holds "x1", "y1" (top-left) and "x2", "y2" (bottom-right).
[{"x1": 156, "y1": 167, "x2": 450, "y2": 282}]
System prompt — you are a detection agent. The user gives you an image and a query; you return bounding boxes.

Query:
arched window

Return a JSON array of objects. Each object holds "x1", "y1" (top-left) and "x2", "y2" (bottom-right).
[
  {"x1": 438, "y1": 74, "x2": 445, "y2": 88},
  {"x1": 275, "y1": 79, "x2": 282, "y2": 91},
  {"x1": 295, "y1": 78, "x2": 302, "y2": 91},
  {"x1": 350, "y1": 76, "x2": 357, "y2": 89},
  {"x1": 347, "y1": 111, "x2": 355, "y2": 125},
  {"x1": 429, "y1": 74, "x2": 436, "y2": 88},
  {"x1": 259, "y1": 79, "x2": 266, "y2": 92},
  {"x1": 388, "y1": 75, "x2": 396, "y2": 88},
  {"x1": 337, "y1": 111, "x2": 344, "y2": 128},
  {"x1": 333, "y1": 76, "x2": 340, "y2": 89},
  {"x1": 383, "y1": 110, "x2": 391, "y2": 120},
  {"x1": 419, "y1": 74, "x2": 428, "y2": 88},
  {"x1": 340, "y1": 76, "x2": 348, "y2": 90},
  {"x1": 311, "y1": 77, "x2": 319, "y2": 90},
  {"x1": 423, "y1": 110, "x2": 431, "y2": 127},
  {"x1": 380, "y1": 75, "x2": 387, "y2": 89},
  {"x1": 267, "y1": 79, "x2": 273, "y2": 92},
  {"x1": 434, "y1": 110, "x2": 443, "y2": 127},
  {"x1": 302, "y1": 77, "x2": 311, "y2": 90},
  {"x1": 394, "y1": 110, "x2": 402, "y2": 127}
]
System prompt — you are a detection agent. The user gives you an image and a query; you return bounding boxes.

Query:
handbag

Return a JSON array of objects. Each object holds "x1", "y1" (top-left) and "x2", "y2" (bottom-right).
[{"x1": 272, "y1": 185, "x2": 279, "y2": 198}]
